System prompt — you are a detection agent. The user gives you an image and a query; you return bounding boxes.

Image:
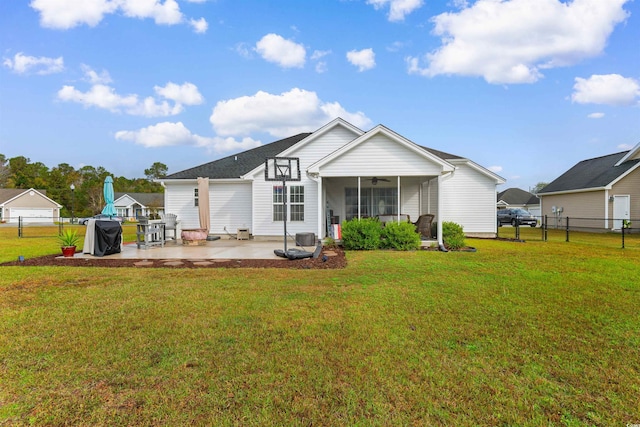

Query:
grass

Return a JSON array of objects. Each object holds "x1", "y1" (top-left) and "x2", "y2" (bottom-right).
[{"x1": 0, "y1": 227, "x2": 639, "y2": 425}]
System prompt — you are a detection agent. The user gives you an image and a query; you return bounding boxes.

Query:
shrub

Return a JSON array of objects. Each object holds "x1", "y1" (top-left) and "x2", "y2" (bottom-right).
[
  {"x1": 442, "y1": 221, "x2": 465, "y2": 250},
  {"x1": 381, "y1": 221, "x2": 421, "y2": 251},
  {"x1": 341, "y1": 217, "x2": 382, "y2": 250}
]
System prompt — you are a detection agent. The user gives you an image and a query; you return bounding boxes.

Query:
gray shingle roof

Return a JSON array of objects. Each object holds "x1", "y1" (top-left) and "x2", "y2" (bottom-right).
[
  {"x1": 114, "y1": 192, "x2": 164, "y2": 207},
  {"x1": 0, "y1": 188, "x2": 48, "y2": 204},
  {"x1": 164, "y1": 133, "x2": 312, "y2": 180},
  {"x1": 497, "y1": 188, "x2": 539, "y2": 205},
  {"x1": 164, "y1": 129, "x2": 463, "y2": 181},
  {"x1": 538, "y1": 151, "x2": 639, "y2": 194}
]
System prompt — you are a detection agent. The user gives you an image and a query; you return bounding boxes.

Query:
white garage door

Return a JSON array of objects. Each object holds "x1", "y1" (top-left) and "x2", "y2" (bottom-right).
[{"x1": 9, "y1": 208, "x2": 55, "y2": 223}]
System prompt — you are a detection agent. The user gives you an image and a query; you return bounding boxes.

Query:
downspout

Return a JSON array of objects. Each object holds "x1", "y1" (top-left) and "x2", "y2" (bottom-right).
[{"x1": 437, "y1": 170, "x2": 455, "y2": 250}]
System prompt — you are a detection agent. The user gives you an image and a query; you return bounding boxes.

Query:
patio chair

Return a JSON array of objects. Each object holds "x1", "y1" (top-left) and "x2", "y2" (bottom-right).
[
  {"x1": 161, "y1": 213, "x2": 178, "y2": 240},
  {"x1": 414, "y1": 214, "x2": 435, "y2": 239}
]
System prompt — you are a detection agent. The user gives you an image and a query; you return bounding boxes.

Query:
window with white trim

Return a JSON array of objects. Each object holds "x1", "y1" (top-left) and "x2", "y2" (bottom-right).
[{"x1": 272, "y1": 185, "x2": 304, "y2": 221}]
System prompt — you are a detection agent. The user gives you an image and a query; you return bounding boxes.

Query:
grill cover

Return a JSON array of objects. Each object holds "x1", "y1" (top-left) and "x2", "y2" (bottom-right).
[{"x1": 94, "y1": 220, "x2": 122, "y2": 256}]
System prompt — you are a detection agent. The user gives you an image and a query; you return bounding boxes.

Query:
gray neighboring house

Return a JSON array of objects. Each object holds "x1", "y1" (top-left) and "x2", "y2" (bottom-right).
[
  {"x1": 0, "y1": 188, "x2": 62, "y2": 223},
  {"x1": 114, "y1": 192, "x2": 164, "y2": 219},
  {"x1": 497, "y1": 188, "x2": 540, "y2": 217},
  {"x1": 537, "y1": 142, "x2": 640, "y2": 230}
]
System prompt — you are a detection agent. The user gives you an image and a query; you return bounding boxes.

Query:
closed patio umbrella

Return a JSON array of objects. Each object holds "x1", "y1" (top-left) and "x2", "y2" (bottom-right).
[
  {"x1": 197, "y1": 177, "x2": 210, "y2": 234},
  {"x1": 101, "y1": 176, "x2": 117, "y2": 217}
]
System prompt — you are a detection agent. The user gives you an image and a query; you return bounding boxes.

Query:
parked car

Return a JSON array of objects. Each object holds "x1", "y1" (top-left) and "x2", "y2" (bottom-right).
[
  {"x1": 78, "y1": 214, "x2": 124, "y2": 225},
  {"x1": 497, "y1": 208, "x2": 537, "y2": 227}
]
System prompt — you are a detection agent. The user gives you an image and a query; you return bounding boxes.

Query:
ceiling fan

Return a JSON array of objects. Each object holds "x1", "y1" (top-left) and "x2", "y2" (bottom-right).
[{"x1": 365, "y1": 177, "x2": 390, "y2": 185}]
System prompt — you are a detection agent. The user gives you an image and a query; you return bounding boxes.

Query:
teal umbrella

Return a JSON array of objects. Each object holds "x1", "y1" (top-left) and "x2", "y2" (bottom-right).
[{"x1": 101, "y1": 176, "x2": 117, "y2": 216}]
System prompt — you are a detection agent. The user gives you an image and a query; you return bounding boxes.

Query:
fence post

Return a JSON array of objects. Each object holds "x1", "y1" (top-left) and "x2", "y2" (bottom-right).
[
  {"x1": 515, "y1": 217, "x2": 520, "y2": 240},
  {"x1": 565, "y1": 216, "x2": 569, "y2": 242},
  {"x1": 543, "y1": 215, "x2": 547, "y2": 241},
  {"x1": 59, "y1": 218, "x2": 63, "y2": 235},
  {"x1": 622, "y1": 223, "x2": 625, "y2": 249}
]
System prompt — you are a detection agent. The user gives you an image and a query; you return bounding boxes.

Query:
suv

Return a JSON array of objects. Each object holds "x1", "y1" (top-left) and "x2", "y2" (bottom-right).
[{"x1": 497, "y1": 209, "x2": 537, "y2": 227}]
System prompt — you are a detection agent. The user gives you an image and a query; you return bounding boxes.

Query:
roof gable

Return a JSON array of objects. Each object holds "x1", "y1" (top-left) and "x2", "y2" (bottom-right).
[
  {"x1": 308, "y1": 124, "x2": 456, "y2": 174},
  {"x1": 539, "y1": 151, "x2": 640, "y2": 194},
  {"x1": 615, "y1": 141, "x2": 640, "y2": 166},
  {"x1": 0, "y1": 188, "x2": 61, "y2": 207}
]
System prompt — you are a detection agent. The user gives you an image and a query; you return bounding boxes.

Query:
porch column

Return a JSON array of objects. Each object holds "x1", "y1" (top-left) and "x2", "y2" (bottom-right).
[
  {"x1": 357, "y1": 177, "x2": 361, "y2": 219},
  {"x1": 397, "y1": 176, "x2": 401, "y2": 222},
  {"x1": 317, "y1": 177, "x2": 323, "y2": 238},
  {"x1": 437, "y1": 174, "x2": 443, "y2": 247}
]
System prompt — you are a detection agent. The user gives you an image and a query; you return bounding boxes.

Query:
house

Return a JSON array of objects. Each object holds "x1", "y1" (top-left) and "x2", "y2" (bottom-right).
[
  {"x1": 0, "y1": 188, "x2": 63, "y2": 223},
  {"x1": 161, "y1": 118, "x2": 506, "y2": 245},
  {"x1": 497, "y1": 188, "x2": 540, "y2": 217},
  {"x1": 537, "y1": 142, "x2": 640, "y2": 230},
  {"x1": 113, "y1": 192, "x2": 164, "y2": 220}
]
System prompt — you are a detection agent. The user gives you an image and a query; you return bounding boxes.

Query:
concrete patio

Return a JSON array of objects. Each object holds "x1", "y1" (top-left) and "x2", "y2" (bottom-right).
[{"x1": 73, "y1": 238, "x2": 302, "y2": 261}]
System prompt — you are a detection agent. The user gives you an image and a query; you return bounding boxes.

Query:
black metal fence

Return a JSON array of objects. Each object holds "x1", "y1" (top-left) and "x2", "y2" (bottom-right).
[
  {"x1": 497, "y1": 215, "x2": 639, "y2": 249},
  {"x1": 12, "y1": 217, "x2": 65, "y2": 238}
]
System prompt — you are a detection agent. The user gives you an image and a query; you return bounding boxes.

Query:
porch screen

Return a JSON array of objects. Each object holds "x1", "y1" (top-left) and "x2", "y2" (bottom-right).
[{"x1": 345, "y1": 187, "x2": 397, "y2": 220}]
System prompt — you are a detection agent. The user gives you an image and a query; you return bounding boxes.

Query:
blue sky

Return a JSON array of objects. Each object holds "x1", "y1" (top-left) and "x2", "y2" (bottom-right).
[{"x1": 1, "y1": 0, "x2": 638, "y2": 191}]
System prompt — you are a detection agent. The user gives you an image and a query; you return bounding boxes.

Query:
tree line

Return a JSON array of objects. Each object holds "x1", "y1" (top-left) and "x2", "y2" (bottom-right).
[{"x1": 0, "y1": 154, "x2": 168, "y2": 218}]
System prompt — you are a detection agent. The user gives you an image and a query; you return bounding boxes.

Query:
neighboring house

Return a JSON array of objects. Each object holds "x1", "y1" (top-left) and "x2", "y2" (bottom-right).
[
  {"x1": 114, "y1": 192, "x2": 164, "y2": 219},
  {"x1": 161, "y1": 118, "x2": 506, "y2": 245},
  {"x1": 0, "y1": 188, "x2": 62, "y2": 223},
  {"x1": 497, "y1": 188, "x2": 540, "y2": 217},
  {"x1": 537, "y1": 142, "x2": 640, "y2": 230}
]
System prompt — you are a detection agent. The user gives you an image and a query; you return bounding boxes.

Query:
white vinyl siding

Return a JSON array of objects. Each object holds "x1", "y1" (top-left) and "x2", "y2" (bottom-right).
[
  {"x1": 319, "y1": 134, "x2": 443, "y2": 177},
  {"x1": 440, "y1": 165, "x2": 497, "y2": 235}
]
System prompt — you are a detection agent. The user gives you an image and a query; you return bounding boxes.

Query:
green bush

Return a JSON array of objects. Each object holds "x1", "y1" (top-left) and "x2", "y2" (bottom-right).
[
  {"x1": 442, "y1": 221, "x2": 465, "y2": 250},
  {"x1": 381, "y1": 221, "x2": 421, "y2": 251},
  {"x1": 341, "y1": 217, "x2": 382, "y2": 250}
]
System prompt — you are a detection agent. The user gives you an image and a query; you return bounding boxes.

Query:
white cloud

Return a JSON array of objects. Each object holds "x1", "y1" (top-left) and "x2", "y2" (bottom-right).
[
  {"x1": 587, "y1": 112, "x2": 605, "y2": 119},
  {"x1": 315, "y1": 62, "x2": 328, "y2": 73},
  {"x1": 407, "y1": 0, "x2": 630, "y2": 84},
  {"x1": 30, "y1": 0, "x2": 205, "y2": 32},
  {"x1": 57, "y1": 79, "x2": 202, "y2": 117},
  {"x1": 3, "y1": 52, "x2": 64, "y2": 75},
  {"x1": 255, "y1": 34, "x2": 306, "y2": 68},
  {"x1": 210, "y1": 88, "x2": 371, "y2": 137},
  {"x1": 81, "y1": 64, "x2": 112, "y2": 84},
  {"x1": 154, "y1": 82, "x2": 204, "y2": 105},
  {"x1": 618, "y1": 143, "x2": 633, "y2": 150},
  {"x1": 235, "y1": 42, "x2": 253, "y2": 59},
  {"x1": 189, "y1": 17, "x2": 208, "y2": 33},
  {"x1": 366, "y1": 0, "x2": 424, "y2": 21},
  {"x1": 311, "y1": 50, "x2": 331, "y2": 60},
  {"x1": 58, "y1": 84, "x2": 138, "y2": 112},
  {"x1": 346, "y1": 48, "x2": 376, "y2": 72},
  {"x1": 115, "y1": 121, "x2": 262, "y2": 153},
  {"x1": 488, "y1": 165, "x2": 503, "y2": 173},
  {"x1": 572, "y1": 74, "x2": 640, "y2": 106}
]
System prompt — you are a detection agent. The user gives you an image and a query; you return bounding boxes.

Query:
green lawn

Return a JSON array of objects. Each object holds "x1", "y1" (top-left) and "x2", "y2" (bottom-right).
[{"x1": 1, "y1": 228, "x2": 639, "y2": 426}]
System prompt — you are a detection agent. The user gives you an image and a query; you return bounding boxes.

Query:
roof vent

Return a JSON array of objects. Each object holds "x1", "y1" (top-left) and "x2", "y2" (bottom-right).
[{"x1": 234, "y1": 156, "x2": 238, "y2": 161}]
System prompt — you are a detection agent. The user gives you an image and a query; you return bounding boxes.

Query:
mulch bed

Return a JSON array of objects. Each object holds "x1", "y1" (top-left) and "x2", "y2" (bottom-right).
[{"x1": 1, "y1": 247, "x2": 347, "y2": 269}]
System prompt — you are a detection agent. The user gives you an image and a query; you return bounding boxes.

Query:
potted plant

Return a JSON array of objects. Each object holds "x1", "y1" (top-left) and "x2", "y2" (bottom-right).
[{"x1": 58, "y1": 229, "x2": 80, "y2": 257}]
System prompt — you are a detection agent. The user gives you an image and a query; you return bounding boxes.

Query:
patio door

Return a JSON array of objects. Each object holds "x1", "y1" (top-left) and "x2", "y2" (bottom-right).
[
  {"x1": 613, "y1": 195, "x2": 630, "y2": 230},
  {"x1": 345, "y1": 187, "x2": 398, "y2": 220}
]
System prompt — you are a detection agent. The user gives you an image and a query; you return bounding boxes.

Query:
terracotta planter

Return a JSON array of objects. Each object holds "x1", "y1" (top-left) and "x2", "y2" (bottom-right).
[{"x1": 61, "y1": 246, "x2": 76, "y2": 258}]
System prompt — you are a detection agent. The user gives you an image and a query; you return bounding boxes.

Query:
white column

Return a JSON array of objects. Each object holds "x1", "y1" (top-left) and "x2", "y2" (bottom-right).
[
  {"x1": 357, "y1": 176, "x2": 361, "y2": 219},
  {"x1": 437, "y1": 174, "x2": 443, "y2": 246},
  {"x1": 397, "y1": 176, "x2": 401, "y2": 221},
  {"x1": 317, "y1": 177, "x2": 324, "y2": 238}
]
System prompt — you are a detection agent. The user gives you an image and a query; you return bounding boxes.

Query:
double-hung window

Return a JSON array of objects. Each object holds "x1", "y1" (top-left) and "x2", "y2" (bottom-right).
[
  {"x1": 194, "y1": 188, "x2": 199, "y2": 207},
  {"x1": 273, "y1": 185, "x2": 304, "y2": 221}
]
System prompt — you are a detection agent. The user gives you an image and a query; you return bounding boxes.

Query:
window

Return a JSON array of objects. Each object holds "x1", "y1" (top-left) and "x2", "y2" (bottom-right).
[
  {"x1": 194, "y1": 188, "x2": 199, "y2": 207},
  {"x1": 273, "y1": 185, "x2": 304, "y2": 221},
  {"x1": 289, "y1": 185, "x2": 304, "y2": 221},
  {"x1": 273, "y1": 186, "x2": 284, "y2": 221}
]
